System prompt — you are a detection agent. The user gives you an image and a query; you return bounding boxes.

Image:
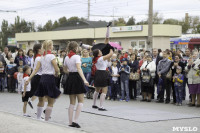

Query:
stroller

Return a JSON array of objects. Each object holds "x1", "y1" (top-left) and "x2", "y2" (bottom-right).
[{"x1": 86, "y1": 85, "x2": 96, "y2": 99}]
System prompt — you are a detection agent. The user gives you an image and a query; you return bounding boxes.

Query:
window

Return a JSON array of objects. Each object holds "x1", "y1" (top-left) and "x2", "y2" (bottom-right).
[
  {"x1": 131, "y1": 41, "x2": 137, "y2": 48},
  {"x1": 139, "y1": 40, "x2": 146, "y2": 49}
]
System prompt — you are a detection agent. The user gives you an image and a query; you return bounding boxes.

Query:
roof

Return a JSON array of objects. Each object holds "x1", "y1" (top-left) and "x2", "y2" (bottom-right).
[{"x1": 53, "y1": 20, "x2": 108, "y2": 31}]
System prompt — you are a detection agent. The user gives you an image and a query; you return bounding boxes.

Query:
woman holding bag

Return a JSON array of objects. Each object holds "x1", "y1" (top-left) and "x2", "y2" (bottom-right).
[
  {"x1": 140, "y1": 54, "x2": 156, "y2": 102},
  {"x1": 128, "y1": 54, "x2": 139, "y2": 100}
]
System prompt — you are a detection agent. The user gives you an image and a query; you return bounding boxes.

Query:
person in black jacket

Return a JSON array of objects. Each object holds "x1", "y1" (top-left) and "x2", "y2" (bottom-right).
[
  {"x1": 152, "y1": 48, "x2": 162, "y2": 99},
  {"x1": 6, "y1": 57, "x2": 17, "y2": 93},
  {"x1": 128, "y1": 54, "x2": 139, "y2": 100},
  {"x1": 171, "y1": 54, "x2": 185, "y2": 103}
]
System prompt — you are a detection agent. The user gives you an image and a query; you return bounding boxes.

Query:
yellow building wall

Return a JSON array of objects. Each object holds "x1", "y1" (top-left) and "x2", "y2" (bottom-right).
[{"x1": 16, "y1": 24, "x2": 182, "y2": 41}]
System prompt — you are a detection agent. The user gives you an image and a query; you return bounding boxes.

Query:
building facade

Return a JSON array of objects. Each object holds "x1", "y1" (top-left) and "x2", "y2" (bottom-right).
[{"x1": 15, "y1": 24, "x2": 182, "y2": 52}]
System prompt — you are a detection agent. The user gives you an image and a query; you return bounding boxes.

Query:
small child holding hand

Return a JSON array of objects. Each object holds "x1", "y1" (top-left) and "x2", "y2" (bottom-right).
[{"x1": 21, "y1": 65, "x2": 32, "y2": 117}]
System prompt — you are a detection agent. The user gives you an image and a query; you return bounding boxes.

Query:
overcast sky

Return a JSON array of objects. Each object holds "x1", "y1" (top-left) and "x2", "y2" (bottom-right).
[{"x1": 0, "y1": 0, "x2": 200, "y2": 27}]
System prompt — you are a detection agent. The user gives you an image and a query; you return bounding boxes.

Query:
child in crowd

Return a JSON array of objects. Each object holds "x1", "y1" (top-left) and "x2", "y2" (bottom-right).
[
  {"x1": 111, "y1": 59, "x2": 120, "y2": 100},
  {"x1": 173, "y1": 66, "x2": 184, "y2": 106},
  {"x1": 21, "y1": 65, "x2": 32, "y2": 117},
  {"x1": 6, "y1": 57, "x2": 17, "y2": 93},
  {"x1": 17, "y1": 67, "x2": 23, "y2": 93},
  {"x1": 119, "y1": 58, "x2": 130, "y2": 102},
  {"x1": 19, "y1": 60, "x2": 24, "y2": 68},
  {"x1": 0, "y1": 61, "x2": 6, "y2": 92}
]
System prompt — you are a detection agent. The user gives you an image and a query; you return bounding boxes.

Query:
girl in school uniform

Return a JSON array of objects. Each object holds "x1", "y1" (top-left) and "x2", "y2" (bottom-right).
[
  {"x1": 92, "y1": 48, "x2": 113, "y2": 111},
  {"x1": 63, "y1": 41, "x2": 89, "y2": 128},
  {"x1": 26, "y1": 40, "x2": 61, "y2": 121},
  {"x1": 28, "y1": 44, "x2": 43, "y2": 108}
]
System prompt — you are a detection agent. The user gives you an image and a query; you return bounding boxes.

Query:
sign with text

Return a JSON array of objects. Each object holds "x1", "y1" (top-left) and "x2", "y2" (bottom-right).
[
  {"x1": 112, "y1": 25, "x2": 143, "y2": 32},
  {"x1": 7, "y1": 38, "x2": 17, "y2": 46}
]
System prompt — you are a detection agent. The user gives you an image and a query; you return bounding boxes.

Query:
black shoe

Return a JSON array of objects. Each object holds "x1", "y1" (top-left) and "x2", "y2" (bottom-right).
[
  {"x1": 69, "y1": 122, "x2": 81, "y2": 128},
  {"x1": 147, "y1": 99, "x2": 151, "y2": 102},
  {"x1": 140, "y1": 99, "x2": 147, "y2": 102},
  {"x1": 107, "y1": 22, "x2": 112, "y2": 27},
  {"x1": 28, "y1": 101, "x2": 33, "y2": 109},
  {"x1": 165, "y1": 101, "x2": 170, "y2": 104},
  {"x1": 133, "y1": 98, "x2": 137, "y2": 101},
  {"x1": 156, "y1": 100, "x2": 164, "y2": 103},
  {"x1": 43, "y1": 110, "x2": 46, "y2": 114},
  {"x1": 188, "y1": 103, "x2": 195, "y2": 107},
  {"x1": 196, "y1": 104, "x2": 200, "y2": 107},
  {"x1": 98, "y1": 107, "x2": 107, "y2": 111},
  {"x1": 92, "y1": 105, "x2": 99, "y2": 109}
]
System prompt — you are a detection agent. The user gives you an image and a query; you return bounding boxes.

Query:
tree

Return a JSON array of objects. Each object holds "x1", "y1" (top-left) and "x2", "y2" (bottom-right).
[
  {"x1": 114, "y1": 18, "x2": 126, "y2": 26},
  {"x1": 190, "y1": 16, "x2": 200, "y2": 33},
  {"x1": 68, "y1": 16, "x2": 80, "y2": 22},
  {"x1": 163, "y1": 18, "x2": 179, "y2": 25},
  {"x1": 1, "y1": 20, "x2": 11, "y2": 47},
  {"x1": 43, "y1": 20, "x2": 53, "y2": 31},
  {"x1": 136, "y1": 20, "x2": 148, "y2": 25},
  {"x1": 58, "y1": 16, "x2": 67, "y2": 26},
  {"x1": 196, "y1": 24, "x2": 200, "y2": 33},
  {"x1": 152, "y1": 12, "x2": 163, "y2": 24},
  {"x1": 126, "y1": 16, "x2": 135, "y2": 26},
  {"x1": 52, "y1": 20, "x2": 59, "y2": 29}
]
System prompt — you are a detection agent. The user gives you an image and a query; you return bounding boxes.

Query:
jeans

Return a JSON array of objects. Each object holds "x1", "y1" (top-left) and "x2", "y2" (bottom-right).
[
  {"x1": 174, "y1": 86, "x2": 183, "y2": 104},
  {"x1": 8, "y1": 77, "x2": 16, "y2": 92},
  {"x1": 107, "y1": 86, "x2": 112, "y2": 97},
  {"x1": 121, "y1": 80, "x2": 129, "y2": 100},
  {"x1": 84, "y1": 72, "x2": 91, "y2": 92},
  {"x1": 159, "y1": 76, "x2": 171, "y2": 102},
  {"x1": 0, "y1": 77, "x2": 5, "y2": 91}
]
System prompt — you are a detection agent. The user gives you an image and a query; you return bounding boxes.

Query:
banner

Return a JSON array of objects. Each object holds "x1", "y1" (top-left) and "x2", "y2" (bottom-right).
[
  {"x1": 7, "y1": 38, "x2": 17, "y2": 46},
  {"x1": 112, "y1": 25, "x2": 143, "y2": 32}
]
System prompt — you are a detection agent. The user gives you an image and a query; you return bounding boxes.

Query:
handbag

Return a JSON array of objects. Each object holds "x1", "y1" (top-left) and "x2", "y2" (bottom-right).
[
  {"x1": 142, "y1": 71, "x2": 151, "y2": 83},
  {"x1": 130, "y1": 72, "x2": 140, "y2": 80},
  {"x1": 141, "y1": 61, "x2": 152, "y2": 84}
]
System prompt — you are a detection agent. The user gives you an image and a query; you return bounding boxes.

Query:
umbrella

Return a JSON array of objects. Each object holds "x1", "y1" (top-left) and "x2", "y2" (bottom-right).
[
  {"x1": 109, "y1": 42, "x2": 122, "y2": 50},
  {"x1": 92, "y1": 43, "x2": 114, "y2": 55}
]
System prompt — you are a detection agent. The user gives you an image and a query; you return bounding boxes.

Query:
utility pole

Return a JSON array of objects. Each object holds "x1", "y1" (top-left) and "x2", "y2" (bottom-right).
[
  {"x1": 148, "y1": 0, "x2": 153, "y2": 49},
  {"x1": 88, "y1": 0, "x2": 90, "y2": 21}
]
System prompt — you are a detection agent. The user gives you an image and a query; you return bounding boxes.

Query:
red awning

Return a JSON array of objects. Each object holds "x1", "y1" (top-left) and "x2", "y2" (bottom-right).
[{"x1": 189, "y1": 38, "x2": 200, "y2": 45}]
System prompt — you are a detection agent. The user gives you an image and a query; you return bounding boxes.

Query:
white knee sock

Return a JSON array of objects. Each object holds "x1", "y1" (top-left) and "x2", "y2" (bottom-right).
[
  {"x1": 68, "y1": 104, "x2": 75, "y2": 125},
  {"x1": 100, "y1": 93, "x2": 106, "y2": 108},
  {"x1": 37, "y1": 106, "x2": 43, "y2": 120},
  {"x1": 74, "y1": 103, "x2": 83, "y2": 123},
  {"x1": 93, "y1": 91, "x2": 99, "y2": 106},
  {"x1": 45, "y1": 106, "x2": 53, "y2": 121}
]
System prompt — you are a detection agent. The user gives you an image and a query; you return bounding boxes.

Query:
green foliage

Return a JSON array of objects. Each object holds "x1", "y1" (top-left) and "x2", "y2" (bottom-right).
[
  {"x1": 126, "y1": 16, "x2": 135, "y2": 26},
  {"x1": 163, "y1": 18, "x2": 179, "y2": 25},
  {"x1": 114, "y1": 18, "x2": 126, "y2": 26}
]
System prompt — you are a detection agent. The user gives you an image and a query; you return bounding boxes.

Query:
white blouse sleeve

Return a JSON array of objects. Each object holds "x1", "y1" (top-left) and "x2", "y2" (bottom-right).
[
  {"x1": 50, "y1": 54, "x2": 56, "y2": 61},
  {"x1": 75, "y1": 55, "x2": 81, "y2": 64}
]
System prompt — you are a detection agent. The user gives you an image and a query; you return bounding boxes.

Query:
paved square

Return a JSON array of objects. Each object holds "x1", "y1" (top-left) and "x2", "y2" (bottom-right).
[{"x1": 81, "y1": 105, "x2": 200, "y2": 122}]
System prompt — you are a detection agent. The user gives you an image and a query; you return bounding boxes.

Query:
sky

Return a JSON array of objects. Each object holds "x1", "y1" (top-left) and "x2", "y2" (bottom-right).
[{"x1": 0, "y1": 0, "x2": 200, "y2": 27}]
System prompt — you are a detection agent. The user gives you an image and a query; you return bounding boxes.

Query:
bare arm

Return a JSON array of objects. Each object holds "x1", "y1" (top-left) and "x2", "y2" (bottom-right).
[
  {"x1": 63, "y1": 66, "x2": 69, "y2": 74},
  {"x1": 52, "y1": 58, "x2": 60, "y2": 76},
  {"x1": 103, "y1": 49, "x2": 113, "y2": 61},
  {"x1": 104, "y1": 38, "x2": 109, "y2": 44},
  {"x1": 76, "y1": 63, "x2": 89, "y2": 86},
  {"x1": 29, "y1": 61, "x2": 41, "y2": 80},
  {"x1": 22, "y1": 83, "x2": 27, "y2": 97}
]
